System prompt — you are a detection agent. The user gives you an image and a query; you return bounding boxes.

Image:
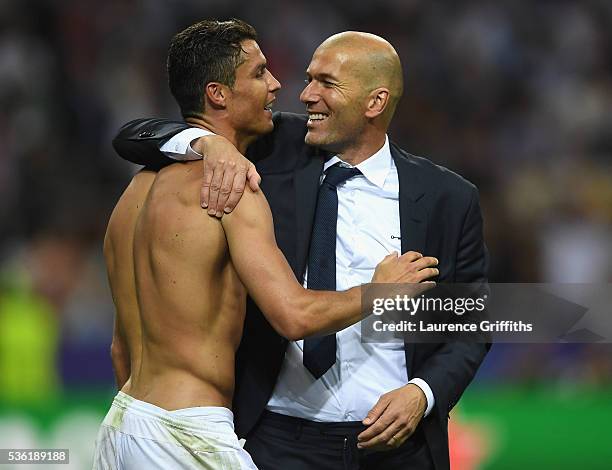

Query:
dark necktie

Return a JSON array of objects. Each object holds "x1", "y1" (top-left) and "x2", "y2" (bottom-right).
[{"x1": 303, "y1": 163, "x2": 362, "y2": 379}]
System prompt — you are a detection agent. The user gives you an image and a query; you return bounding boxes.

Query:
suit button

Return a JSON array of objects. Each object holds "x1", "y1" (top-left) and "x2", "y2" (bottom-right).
[{"x1": 138, "y1": 131, "x2": 155, "y2": 138}]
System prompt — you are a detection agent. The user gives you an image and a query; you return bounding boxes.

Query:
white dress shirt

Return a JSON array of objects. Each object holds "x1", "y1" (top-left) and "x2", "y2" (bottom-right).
[
  {"x1": 267, "y1": 136, "x2": 434, "y2": 421},
  {"x1": 161, "y1": 130, "x2": 435, "y2": 421},
  {"x1": 160, "y1": 127, "x2": 213, "y2": 160}
]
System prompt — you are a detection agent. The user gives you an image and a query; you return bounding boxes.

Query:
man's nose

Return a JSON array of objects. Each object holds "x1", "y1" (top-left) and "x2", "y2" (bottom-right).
[
  {"x1": 268, "y1": 72, "x2": 281, "y2": 92},
  {"x1": 300, "y1": 82, "x2": 317, "y2": 104}
]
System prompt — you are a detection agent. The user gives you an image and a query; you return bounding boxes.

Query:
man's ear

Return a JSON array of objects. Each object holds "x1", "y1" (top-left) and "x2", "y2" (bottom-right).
[
  {"x1": 364, "y1": 88, "x2": 390, "y2": 119},
  {"x1": 205, "y1": 82, "x2": 229, "y2": 109}
]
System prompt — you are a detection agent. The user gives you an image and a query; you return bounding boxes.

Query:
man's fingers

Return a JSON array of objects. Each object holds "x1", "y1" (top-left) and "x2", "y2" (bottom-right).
[
  {"x1": 358, "y1": 417, "x2": 402, "y2": 449},
  {"x1": 357, "y1": 415, "x2": 392, "y2": 444},
  {"x1": 387, "y1": 434, "x2": 407, "y2": 449},
  {"x1": 408, "y1": 256, "x2": 439, "y2": 282},
  {"x1": 195, "y1": 135, "x2": 252, "y2": 212},
  {"x1": 214, "y1": 161, "x2": 238, "y2": 217},
  {"x1": 388, "y1": 418, "x2": 416, "y2": 445},
  {"x1": 207, "y1": 160, "x2": 226, "y2": 215},
  {"x1": 224, "y1": 166, "x2": 247, "y2": 214},
  {"x1": 246, "y1": 164, "x2": 261, "y2": 192},
  {"x1": 359, "y1": 402, "x2": 393, "y2": 442},
  {"x1": 362, "y1": 395, "x2": 390, "y2": 426},
  {"x1": 385, "y1": 428, "x2": 411, "y2": 449},
  {"x1": 398, "y1": 251, "x2": 422, "y2": 263},
  {"x1": 413, "y1": 256, "x2": 438, "y2": 270},
  {"x1": 417, "y1": 267, "x2": 439, "y2": 282},
  {"x1": 369, "y1": 421, "x2": 403, "y2": 448},
  {"x1": 201, "y1": 159, "x2": 213, "y2": 208}
]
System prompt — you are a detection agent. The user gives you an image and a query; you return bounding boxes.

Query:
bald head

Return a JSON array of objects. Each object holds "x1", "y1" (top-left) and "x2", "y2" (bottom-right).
[
  {"x1": 301, "y1": 31, "x2": 404, "y2": 158},
  {"x1": 316, "y1": 31, "x2": 403, "y2": 119}
]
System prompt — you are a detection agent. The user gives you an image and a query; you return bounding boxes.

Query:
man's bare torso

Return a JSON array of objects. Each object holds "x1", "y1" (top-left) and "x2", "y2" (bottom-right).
[{"x1": 105, "y1": 162, "x2": 246, "y2": 411}]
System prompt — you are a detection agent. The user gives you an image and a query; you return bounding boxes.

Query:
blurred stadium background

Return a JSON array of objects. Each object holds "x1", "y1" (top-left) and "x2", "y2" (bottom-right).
[{"x1": 1, "y1": 0, "x2": 611, "y2": 468}]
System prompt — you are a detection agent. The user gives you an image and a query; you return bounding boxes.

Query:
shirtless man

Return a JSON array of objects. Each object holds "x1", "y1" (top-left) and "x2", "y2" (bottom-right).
[{"x1": 93, "y1": 20, "x2": 437, "y2": 469}]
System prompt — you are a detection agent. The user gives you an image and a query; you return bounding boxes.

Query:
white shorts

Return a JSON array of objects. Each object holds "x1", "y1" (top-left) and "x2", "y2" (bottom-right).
[{"x1": 92, "y1": 391, "x2": 257, "y2": 469}]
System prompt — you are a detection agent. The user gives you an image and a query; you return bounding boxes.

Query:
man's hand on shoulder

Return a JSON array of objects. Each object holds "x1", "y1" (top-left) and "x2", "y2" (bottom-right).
[
  {"x1": 357, "y1": 384, "x2": 427, "y2": 452},
  {"x1": 193, "y1": 135, "x2": 261, "y2": 217}
]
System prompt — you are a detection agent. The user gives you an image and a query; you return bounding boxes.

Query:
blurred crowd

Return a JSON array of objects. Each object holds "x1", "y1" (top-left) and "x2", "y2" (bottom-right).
[{"x1": 0, "y1": 0, "x2": 611, "y2": 402}]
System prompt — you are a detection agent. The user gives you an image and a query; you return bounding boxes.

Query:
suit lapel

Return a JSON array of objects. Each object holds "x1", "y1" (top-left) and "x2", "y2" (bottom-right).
[
  {"x1": 393, "y1": 145, "x2": 428, "y2": 254},
  {"x1": 294, "y1": 154, "x2": 324, "y2": 281},
  {"x1": 392, "y1": 144, "x2": 429, "y2": 378}
]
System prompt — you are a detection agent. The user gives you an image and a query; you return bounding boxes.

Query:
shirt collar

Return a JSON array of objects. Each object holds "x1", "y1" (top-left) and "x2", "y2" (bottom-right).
[{"x1": 323, "y1": 135, "x2": 392, "y2": 189}]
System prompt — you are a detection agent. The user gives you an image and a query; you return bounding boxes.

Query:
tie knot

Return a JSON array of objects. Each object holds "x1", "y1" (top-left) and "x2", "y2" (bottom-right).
[{"x1": 323, "y1": 163, "x2": 361, "y2": 188}]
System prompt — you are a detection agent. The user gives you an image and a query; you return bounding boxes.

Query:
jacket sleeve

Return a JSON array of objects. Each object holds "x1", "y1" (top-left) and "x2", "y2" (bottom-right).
[
  {"x1": 112, "y1": 118, "x2": 190, "y2": 168},
  {"x1": 413, "y1": 185, "x2": 491, "y2": 421}
]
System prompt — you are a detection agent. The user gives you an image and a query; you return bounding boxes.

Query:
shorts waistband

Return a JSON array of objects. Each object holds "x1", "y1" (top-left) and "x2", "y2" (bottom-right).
[{"x1": 113, "y1": 391, "x2": 235, "y2": 433}]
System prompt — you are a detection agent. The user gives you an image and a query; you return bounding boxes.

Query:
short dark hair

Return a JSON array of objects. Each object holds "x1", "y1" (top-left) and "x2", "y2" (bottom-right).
[{"x1": 167, "y1": 19, "x2": 257, "y2": 119}]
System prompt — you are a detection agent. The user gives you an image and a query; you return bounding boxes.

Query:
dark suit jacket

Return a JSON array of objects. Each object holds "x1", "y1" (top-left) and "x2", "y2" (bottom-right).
[{"x1": 113, "y1": 112, "x2": 490, "y2": 470}]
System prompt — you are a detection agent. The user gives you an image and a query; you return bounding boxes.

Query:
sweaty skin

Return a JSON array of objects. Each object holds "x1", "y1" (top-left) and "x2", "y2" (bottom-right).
[
  {"x1": 128, "y1": 162, "x2": 246, "y2": 410},
  {"x1": 106, "y1": 161, "x2": 438, "y2": 412},
  {"x1": 104, "y1": 170, "x2": 156, "y2": 390}
]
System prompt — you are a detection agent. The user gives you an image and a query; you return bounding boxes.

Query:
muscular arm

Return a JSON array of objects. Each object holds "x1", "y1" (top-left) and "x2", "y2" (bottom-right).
[
  {"x1": 221, "y1": 188, "x2": 434, "y2": 340},
  {"x1": 221, "y1": 189, "x2": 362, "y2": 340}
]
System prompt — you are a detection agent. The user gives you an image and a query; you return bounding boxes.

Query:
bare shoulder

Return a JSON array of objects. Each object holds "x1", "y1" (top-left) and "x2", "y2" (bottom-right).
[
  {"x1": 150, "y1": 161, "x2": 203, "y2": 206},
  {"x1": 137, "y1": 162, "x2": 209, "y2": 229},
  {"x1": 104, "y1": 169, "x2": 156, "y2": 255},
  {"x1": 221, "y1": 186, "x2": 272, "y2": 230},
  {"x1": 138, "y1": 162, "x2": 228, "y2": 258}
]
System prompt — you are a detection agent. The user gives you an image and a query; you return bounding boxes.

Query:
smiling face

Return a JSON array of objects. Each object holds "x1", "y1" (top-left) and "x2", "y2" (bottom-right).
[
  {"x1": 226, "y1": 40, "x2": 281, "y2": 139},
  {"x1": 300, "y1": 32, "x2": 404, "y2": 160},
  {"x1": 300, "y1": 44, "x2": 371, "y2": 153}
]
